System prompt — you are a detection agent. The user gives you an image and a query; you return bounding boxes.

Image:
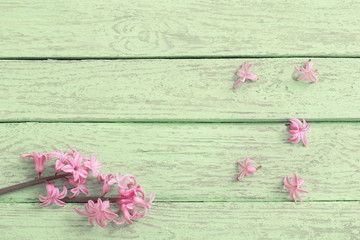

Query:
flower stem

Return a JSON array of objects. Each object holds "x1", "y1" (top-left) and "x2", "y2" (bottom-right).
[
  {"x1": 62, "y1": 197, "x2": 119, "y2": 203},
  {"x1": 256, "y1": 166, "x2": 262, "y2": 170},
  {"x1": 0, "y1": 173, "x2": 71, "y2": 195}
]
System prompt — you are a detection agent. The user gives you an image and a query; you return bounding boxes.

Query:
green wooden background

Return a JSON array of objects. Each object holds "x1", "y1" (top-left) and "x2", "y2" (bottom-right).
[{"x1": 0, "y1": 1, "x2": 359, "y2": 239}]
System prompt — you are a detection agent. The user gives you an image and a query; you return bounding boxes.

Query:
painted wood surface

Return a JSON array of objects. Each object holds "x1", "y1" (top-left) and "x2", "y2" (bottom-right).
[
  {"x1": 0, "y1": 202, "x2": 359, "y2": 239},
  {"x1": 0, "y1": 0, "x2": 360, "y2": 58},
  {"x1": 1, "y1": 58, "x2": 360, "y2": 122},
  {"x1": 1, "y1": 1, "x2": 359, "y2": 238},
  {"x1": 0, "y1": 122, "x2": 359, "y2": 203}
]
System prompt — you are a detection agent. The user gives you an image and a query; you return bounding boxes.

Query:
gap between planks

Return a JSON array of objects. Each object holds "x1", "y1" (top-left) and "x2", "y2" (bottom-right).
[
  {"x1": 2, "y1": 120, "x2": 360, "y2": 124},
  {"x1": 1, "y1": 55, "x2": 360, "y2": 60}
]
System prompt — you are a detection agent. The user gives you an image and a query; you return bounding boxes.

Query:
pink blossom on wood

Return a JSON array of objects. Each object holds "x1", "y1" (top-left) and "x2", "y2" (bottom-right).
[
  {"x1": 74, "y1": 198, "x2": 119, "y2": 228},
  {"x1": 99, "y1": 173, "x2": 115, "y2": 197},
  {"x1": 288, "y1": 118, "x2": 310, "y2": 146},
  {"x1": 21, "y1": 152, "x2": 50, "y2": 178},
  {"x1": 83, "y1": 154, "x2": 102, "y2": 177},
  {"x1": 284, "y1": 172, "x2": 309, "y2": 203},
  {"x1": 48, "y1": 149, "x2": 71, "y2": 174},
  {"x1": 115, "y1": 186, "x2": 155, "y2": 225},
  {"x1": 237, "y1": 157, "x2": 260, "y2": 181},
  {"x1": 108, "y1": 173, "x2": 136, "y2": 195},
  {"x1": 68, "y1": 177, "x2": 88, "y2": 198},
  {"x1": 233, "y1": 62, "x2": 258, "y2": 89},
  {"x1": 294, "y1": 59, "x2": 319, "y2": 83},
  {"x1": 38, "y1": 183, "x2": 67, "y2": 206},
  {"x1": 62, "y1": 152, "x2": 88, "y2": 181}
]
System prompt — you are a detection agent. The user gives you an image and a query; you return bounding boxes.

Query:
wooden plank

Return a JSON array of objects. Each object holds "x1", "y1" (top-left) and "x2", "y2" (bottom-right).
[
  {"x1": 0, "y1": 122, "x2": 359, "y2": 202},
  {"x1": 1, "y1": 58, "x2": 360, "y2": 121},
  {"x1": 0, "y1": 0, "x2": 359, "y2": 57},
  {"x1": 0, "y1": 202, "x2": 359, "y2": 239}
]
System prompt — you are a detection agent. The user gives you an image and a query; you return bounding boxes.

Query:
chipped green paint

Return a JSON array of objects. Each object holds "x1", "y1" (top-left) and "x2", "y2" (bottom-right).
[
  {"x1": 1, "y1": 58, "x2": 360, "y2": 122},
  {"x1": 0, "y1": 122, "x2": 359, "y2": 203},
  {"x1": 0, "y1": 0, "x2": 360, "y2": 57}
]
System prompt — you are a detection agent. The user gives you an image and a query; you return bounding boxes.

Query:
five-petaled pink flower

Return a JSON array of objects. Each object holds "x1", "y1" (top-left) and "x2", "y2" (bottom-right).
[
  {"x1": 237, "y1": 157, "x2": 261, "y2": 181},
  {"x1": 284, "y1": 172, "x2": 309, "y2": 203},
  {"x1": 294, "y1": 59, "x2": 319, "y2": 83},
  {"x1": 38, "y1": 183, "x2": 67, "y2": 206},
  {"x1": 62, "y1": 152, "x2": 88, "y2": 181},
  {"x1": 21, "y1": 152, "x2": 50, "y2": 178},
  {"x1": 288, "y1": 118, "x2": 310, "y2": 146},
  {"x1": 74, "y1": 198, "x2": 119, "y2": 228},
  {"x1": 233, "y1": 62, "x2": 258, "y2": 89}
]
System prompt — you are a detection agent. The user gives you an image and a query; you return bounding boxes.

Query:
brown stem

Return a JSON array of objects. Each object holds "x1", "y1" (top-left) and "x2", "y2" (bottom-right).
[
  {"x1": 0, "y1": 173, "x2": 71, "y2": 195},
  {"x1": 256, "y1": 166, "x2": 262, "y2": 170},
  {"x1": 62, "y1": 197, "x2": 119, "y2": 203}
]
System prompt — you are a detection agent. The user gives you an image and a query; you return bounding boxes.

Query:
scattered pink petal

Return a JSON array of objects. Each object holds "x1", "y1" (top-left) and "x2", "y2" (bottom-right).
[
  {"x1": 284, "y1": 172, "x2": 309, "y2": 203},
  {"x1": 38, "y1": 183, "x2": 67, "y2": 206},
  {"x1": 294, "y1": 59, "x2": 319, "y2": 83},
  {"x1": 21, "y1": 152, "x2": 50, "y2": 178},
  {"x1": 288, "y1": 118, "x2": 310, "y2": 146},
  {"x1": 237, "y1": 157, "x2": 261, "y2": 181},
  {"x1": 233, "y1": 62, "x2": 258, "y2": 89},
  {"x1": 74, "y1": 198, "x2": 119, "y2": 228}
]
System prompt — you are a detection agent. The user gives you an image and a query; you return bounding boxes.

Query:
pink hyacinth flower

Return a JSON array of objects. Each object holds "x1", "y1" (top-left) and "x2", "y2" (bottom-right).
[
  {"x1": 288, "y1": 118, "x2": 310, "y2": 146},
  {"x1": 284, "y1": 172, "x2": 309, "y2": 203},
  {"x1": 48, "y1": 149, "x2": 72, "y2": 174},
  {"x1": 233, "y1": 62, "x2": 258, "y2": 89},
  {"x1": 100, "y1": 173, "x2": 115, "y2": 197},
  {"x1": 38, "y1": 183, "x2": 67, "y2": 206},
  {"x1": 294, "y1": 59, "x2": 319, "y2": 83},
  {"x1": 83, "y1": 154, "x2": 102, "y2": 177},
  {"x1": 62, "y1": 152, "x2": 88, "y2": 181},
  {"x1": 68, "y1": 177, "x2": 88, "y2": 198},
  {"x1": 74, "y1": 198, "x2": 119, "y2": 228},
  {"x1": 108, "y1": 173, "x2": 136, "y2": 195},
  {"x1": 237, "y1": 157, "x2": 260, "y2": 181},
  {"x1": 115, "y1": 186, "x2": 155, "y2": 225},
  {"x1": 21, "y1": 152, "x2": 50, "y2": 178}
]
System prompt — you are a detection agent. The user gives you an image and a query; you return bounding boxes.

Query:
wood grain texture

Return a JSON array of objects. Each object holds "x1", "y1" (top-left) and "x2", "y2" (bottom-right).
[
  {"x1": 0, "y1": 202, "x2": 359, "y2": 239},
  {"x1": 1, "y1": 58, "x2": 360, "y2": 121},
  {"x1": 1, "y1": 0, "x2": 360, "y2": 57},
  {"x1": 0, "y1": 122, "x2": 359, "y2": 202}
]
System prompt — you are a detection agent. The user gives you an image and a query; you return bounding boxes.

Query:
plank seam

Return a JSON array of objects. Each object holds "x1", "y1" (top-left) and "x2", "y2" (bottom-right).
[
  {"x1": 1, "y1": 56, "x2": 360, "y2": 61},
  {"x1": 1, "y1": 120, "x2": 360, "y2": 124},
  {"x1": 1, "y1": 200, "x2": 359, "y2": 204}
]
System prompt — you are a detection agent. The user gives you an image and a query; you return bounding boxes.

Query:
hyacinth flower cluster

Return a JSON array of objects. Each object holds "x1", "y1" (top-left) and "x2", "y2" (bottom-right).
[{"x1": 0, "y1": 147, "x2": 154, "y2": 228}]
